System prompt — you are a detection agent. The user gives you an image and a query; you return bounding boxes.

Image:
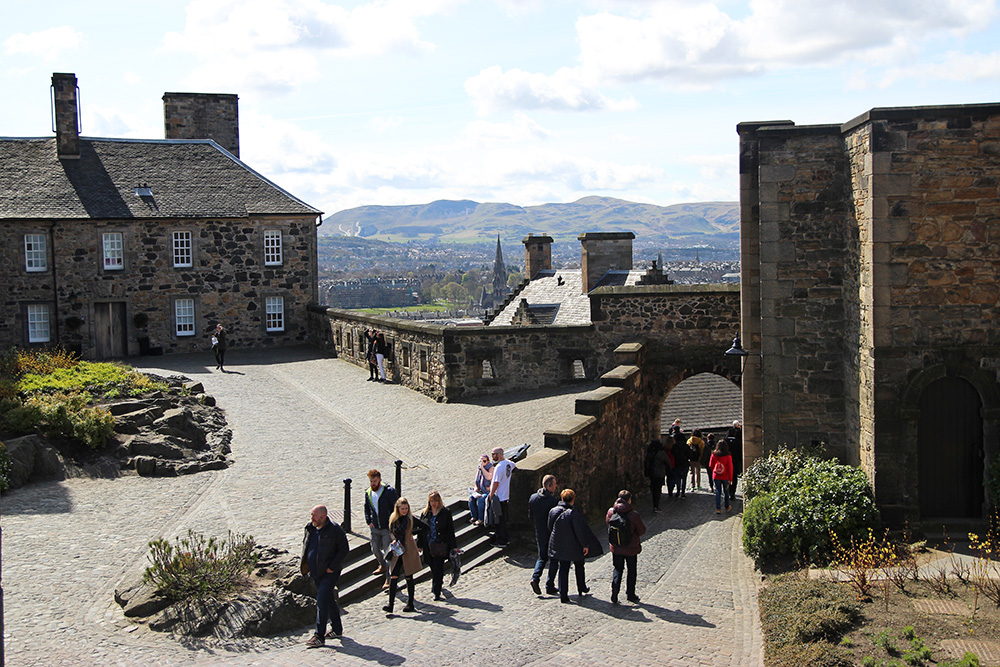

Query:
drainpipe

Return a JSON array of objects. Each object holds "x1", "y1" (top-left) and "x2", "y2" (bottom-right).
[{"x1": 49, "y1": 223, "x2": 60, "y2": 346}]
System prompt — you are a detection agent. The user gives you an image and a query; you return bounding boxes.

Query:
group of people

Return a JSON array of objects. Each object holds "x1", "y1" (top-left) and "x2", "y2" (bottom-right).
[
  {"x1": 465, "y1": 447, "x2": 516, "y2": 547},
  {"x1": 645, "y1": 420, "x2": 744, "y2": 514},
  {"x1": 528, "y1": 475, "x2": 648, "y2": 605},
  {"x1": 300, "y1": 467, "x2": 468, "y2": 648},
  {"x1": 364, "y1": 328, "x2": 390, "y2": 382}
]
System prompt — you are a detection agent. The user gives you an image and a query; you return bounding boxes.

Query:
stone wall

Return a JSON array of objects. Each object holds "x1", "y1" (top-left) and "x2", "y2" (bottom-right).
[
  {"x1": 2, "y1": 216, "x2": 317, "y2": 357},
  {"x1": 743, "y1": 102, "x2": 1000, "y2": 524},
  {"x1": 310, "y1": 283, "x2": 741, "y2": 403}
]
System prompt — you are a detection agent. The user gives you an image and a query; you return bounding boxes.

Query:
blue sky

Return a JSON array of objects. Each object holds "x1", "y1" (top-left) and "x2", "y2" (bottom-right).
[{"x1": 3, "y1": 0, "x2": 999, "y2": 219}]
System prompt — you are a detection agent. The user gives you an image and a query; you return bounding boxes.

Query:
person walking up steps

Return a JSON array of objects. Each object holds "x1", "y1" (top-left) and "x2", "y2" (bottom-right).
[
  {"x1": 606, "y1": 490, "x2": 646, "y2": 605},
  {"x1": 383, "y1": 497, "x2": 427, "y2": 615},
  {"x1": 364, "y1": 469, "x2": 398, "y2": 588}
]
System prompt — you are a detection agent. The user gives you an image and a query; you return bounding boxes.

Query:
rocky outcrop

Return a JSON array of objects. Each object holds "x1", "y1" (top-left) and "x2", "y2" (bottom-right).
[
  {"x1": 2, "y1": 374, "x2": 232, "y2": 491},
  {"x1": 115, "y1": 547, "x2": 316, "y2": 639}
]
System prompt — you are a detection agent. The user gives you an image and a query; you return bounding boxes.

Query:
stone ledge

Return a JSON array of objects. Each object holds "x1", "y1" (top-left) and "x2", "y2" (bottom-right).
[
  {"x1": 602, "y1": 365, "x2": 639, "y2": 388},
  {"x1": 543, "y1": 414, "x2": 596, "y2": 448},
  {"x1": 575, "y1": 386, "x2": 622, "y2": 417}
]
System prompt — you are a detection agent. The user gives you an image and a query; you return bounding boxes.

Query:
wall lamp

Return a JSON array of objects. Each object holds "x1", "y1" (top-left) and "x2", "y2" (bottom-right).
[{"x1": 724, "y1": 335, "x2": 761, "y2": 371}]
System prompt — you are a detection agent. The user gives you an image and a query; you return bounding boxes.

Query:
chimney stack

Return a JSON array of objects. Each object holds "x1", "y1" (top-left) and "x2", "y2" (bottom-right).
[
  {"x1": 51, "y1": 72, "x2": 80, "y2": 159},
  {"x1": 163, "y1": 92, "x2": 240, "y2": 157},
  {"x1": 579, "y1": 232, "x2": 635, "y2": 293},
  {"x1": 522, "y1": 234, "x2": 553, "y2": 279}
]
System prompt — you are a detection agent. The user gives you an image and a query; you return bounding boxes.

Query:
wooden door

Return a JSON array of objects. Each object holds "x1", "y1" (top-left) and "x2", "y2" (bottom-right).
[
  {"x1": 94, "y1": 302, "x2": 128, "y2": 359},
  {"x1": 918, "y1": 376, "x2": 984, "y2": 518}
]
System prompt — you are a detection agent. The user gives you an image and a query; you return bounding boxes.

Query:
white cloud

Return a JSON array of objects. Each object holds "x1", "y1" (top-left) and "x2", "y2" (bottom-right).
[
  {"x1": 369, "y1": 115, "x2": 404, "y2": 133},
  {"x1": 465, "y1": 65, "x2": 638, "y2": 114},
  {"x1": 163, "y1": 0, "x2": 457, "y2": 94},
  {"x1": 85, "y1": 105, "x2": 159, "y2": 140},
  {"x1": 240, "y1": 108, "x2": 338, "y2": 174},
  {"x1": 4, "y1": 26, "x2": 84, "y2": 62},
  {"x1": 461, "y1": 113, "x2": 551, "y2": 145},
  {"x1": 467, "y1": 0, "x2": 999, "y2": 112}
]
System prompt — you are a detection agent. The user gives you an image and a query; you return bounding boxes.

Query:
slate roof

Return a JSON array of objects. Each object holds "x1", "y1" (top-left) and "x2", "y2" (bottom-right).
[
  {"x1": 660, "y1": 372, "x2": 741, "y2": 434},
  {"x1": 489, "y1": 268, "x2": 644, "y2": 326},
  {"x1": 0, "y1": 137, "x2": 321, "y2": 220}
]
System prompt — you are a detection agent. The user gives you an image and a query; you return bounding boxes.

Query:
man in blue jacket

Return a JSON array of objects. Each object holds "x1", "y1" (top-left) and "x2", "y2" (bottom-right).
[
  {"x1": 301, "y1": 505, "x2": 349, "y2": 648},
  {"x1": 528, "y1": 474, "x2": 559, "y2": 595},
  {"x1": 364, "y1": 469, "x2": 398, "y2": 584}
]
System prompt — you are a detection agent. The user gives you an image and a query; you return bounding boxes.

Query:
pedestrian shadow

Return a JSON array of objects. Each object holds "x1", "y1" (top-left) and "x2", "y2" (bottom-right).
[
  {"x1": 442, "y1": 595, "x2": 503, "y2": 613},
  {"x1": 394, "y1": 603, "x2": 480, "y2": 631},
  {"x1": 575, "y1": 596, "x2": 714, "y2": 628},
  {"x1": 2, "y1": 479, "x2": 74, "y2": 515},
  {"x1": 333, "y1": 636, "x2": 405, "y2": 664}
]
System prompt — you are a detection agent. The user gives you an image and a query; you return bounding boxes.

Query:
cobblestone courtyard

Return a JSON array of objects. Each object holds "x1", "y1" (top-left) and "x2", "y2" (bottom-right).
[{"x1": 2, "y1": 346, "x2": 762, "y2": 666}]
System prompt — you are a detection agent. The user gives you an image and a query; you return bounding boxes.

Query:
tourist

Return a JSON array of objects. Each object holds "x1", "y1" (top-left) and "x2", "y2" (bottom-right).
[
  {"x1": 528, "y1": 474, "x2": 560, "y2": 595},
  {"x1": 702, "y1": 433, "x2": 716, "y2": 485},
  {"x1": 488, "y1": 446, "x2": 515, "y2": 548},
  {"x1": 374, "y1": 330, "x2": 389, "y2": 382},
  {"x1": 383, "y1": 497, "x2": 427, "y2": 615},
  {"x1": 468, "y1": 454, "x2": 493, "y2": 525},
  {"x1": 669, "y1": 430, "x2": 691, "y2": 499},
  {"x1": 364, "y1": 469, "x2": 398, "y2": 587},
  {"x1": 727, "y1": 420, "x2": 744, "y2": 497},
  {"x1": 547, "y1": 488, "x2": 592, "y2": 603},
  {"x1": 419, "y1": 490, "x2": 457, "y2": 601},
  {"x1": 606, "y1": 490, "x2": 646, "y2": 605},
  {"x1": 211, "y1": 323, "x2": 227, "y2": 372},
  {"x1": 365, "y1": 328, "x2": 378, "y2": 381},
  {"x1": 709, "y1": 438, "x2": 734, "y2": 514},
  {"x1": 301, "y1": 505, "x2": 349, "y2": 648},
  {"x1": 688, "y1": 429, "x2": 706, "y2": 489},
  {"x1": 644, "y1": 439, "x2": 670, "y2": 512}
]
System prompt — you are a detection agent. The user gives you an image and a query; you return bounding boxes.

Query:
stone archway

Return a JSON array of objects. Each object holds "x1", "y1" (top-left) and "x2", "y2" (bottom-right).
[{"x1": 899, "y1": 358, "x2": 1000, "y2": 521}]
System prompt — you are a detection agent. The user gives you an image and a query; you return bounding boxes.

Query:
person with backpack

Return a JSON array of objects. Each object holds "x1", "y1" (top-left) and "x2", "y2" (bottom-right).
[
  {"x1": 605, "y1": 489, "x2": 646, "y2": 605},
  {"x1": 687, "y1": 429, "x2": 706, "y2": 490},
  {"x1": 669, "y1": 431, "x2": 691, "y2": 499},
  {"x1": 709, "y1": 438, "x2": 734, "y2": 514},
  {"x1": 644, "y1": 439, "x2": 670, "y2": 513}
]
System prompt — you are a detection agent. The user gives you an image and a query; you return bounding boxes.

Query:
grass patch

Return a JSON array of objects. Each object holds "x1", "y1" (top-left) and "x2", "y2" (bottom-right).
[
  {"x1": 143, "y1": 530, "x2": 258, "y2": 601},
  {"x1": 760, "y1": 576, "x2": 862, "y2": 666}
]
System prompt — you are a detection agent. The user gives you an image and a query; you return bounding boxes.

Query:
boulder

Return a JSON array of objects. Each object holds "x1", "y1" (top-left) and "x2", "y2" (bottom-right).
[
  {"x1": 183, "y1": 381, "x2": 205, "y2": 394},
  {"x1": 148, "y1": 587, "x2": 314, "y2": 638},
  {"x1": 115, "y1": 581, "x2": 173, "y2": 618},
  {"x1": 114, "y1": 406, "x2": 165, "y2": 433},
  {"x1": 131, "y1": 456, "x2": 158, "y2": 477},
  {"x1": 4, "y1": 435, "x2": 66, "y2": 489},
  {"x1": 128, "y1": 437, "x2": 185, "y2": 460}
]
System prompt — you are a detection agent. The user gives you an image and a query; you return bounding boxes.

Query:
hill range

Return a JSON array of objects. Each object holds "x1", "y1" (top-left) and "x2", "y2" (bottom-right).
[{"x1": 320, "y1": 196, "x2": 739, "y2": 244}]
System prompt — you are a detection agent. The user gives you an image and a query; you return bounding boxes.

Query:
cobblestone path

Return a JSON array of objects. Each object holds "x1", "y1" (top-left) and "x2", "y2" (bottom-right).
[{"x1": 1, "y1": 346, "x2": 762, "y2": 666}]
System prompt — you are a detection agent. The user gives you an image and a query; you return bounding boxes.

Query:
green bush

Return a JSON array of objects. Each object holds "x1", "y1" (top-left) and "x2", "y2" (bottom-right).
[
  {"x1": 0, "y1": 442, "x2": 11, "y2": 492},
  {"x1": 4, "y1": 394, "x2": 114, "y2": 449},
  {"x1": 741, "y1": 446, "x2": 813, "y2": 503},
  {"x1": 743, "y1": 453, "x2": 879, "y2": 565},
  {"x1": 939, "y1": 653, "x2": 981, "y2": 667},
  {"x1": 760, "y1": 577, "x2": 861, "y2": 667},
  {"x1": 143, "y1": 530, "x2": 258, "y2": 601},
  {"x1": 987, "y1": 457, "x2": 1000, "y2": 512}
]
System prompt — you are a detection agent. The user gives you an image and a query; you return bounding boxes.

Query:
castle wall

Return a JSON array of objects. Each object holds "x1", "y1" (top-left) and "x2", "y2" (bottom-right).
[{"x1": 744, "y1": 102, "x2": 1000, "y2": 524}]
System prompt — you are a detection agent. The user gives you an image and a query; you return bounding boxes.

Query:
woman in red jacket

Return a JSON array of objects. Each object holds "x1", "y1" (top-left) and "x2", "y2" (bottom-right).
[{"x1": 708, "y1": 439, "x2": 734, "y2": 514}]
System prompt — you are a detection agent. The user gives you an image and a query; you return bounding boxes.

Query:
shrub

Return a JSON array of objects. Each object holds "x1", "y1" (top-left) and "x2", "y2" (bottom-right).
[
  {"x1": 143, "y1": 530, "x2": 258, "y2": 601},
  {"x1": 743, "y1": 453, "x2": 879, "y2": 566},
  {"x1": 741, "y1": 446, "x2": 813, "y2": 503},
  {"x1": 987, "y1": 458, "x2": 1000, "y2": 513},
  {"x1": 0, "y1": 442, "x2": 11, "y2": 492},
  {"x1": 939, "y1": 653, "x2": 981, "y2": 667},
  {"x1": 5, "y1": 394, "x2": 114, "y2": 449},
  {"x1": 760, "y1": 577, "x2": 861, "y2": 667}
]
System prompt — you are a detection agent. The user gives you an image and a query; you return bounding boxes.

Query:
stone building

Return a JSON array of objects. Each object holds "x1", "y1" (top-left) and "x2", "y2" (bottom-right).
[
  {"x1": 739, "y1": 102, "x2": 1000, "y2": 524},
  {"x1": 1, "y1": 73, "x2": 321, "y2": 358}
]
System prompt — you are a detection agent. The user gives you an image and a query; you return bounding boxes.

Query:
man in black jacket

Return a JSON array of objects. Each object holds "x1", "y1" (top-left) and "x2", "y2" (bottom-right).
[
  {"x1": 364, "y1": 469, "x2": 398, "y2": 584},
  {"x1": 528, "y1": 474, "x2": 559, "y2": 595},
  {"x1": 301, "y1": 505, "x2": 349, "y2": 648}
]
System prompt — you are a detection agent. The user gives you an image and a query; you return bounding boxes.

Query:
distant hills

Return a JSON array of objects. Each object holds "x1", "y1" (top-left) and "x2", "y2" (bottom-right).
[{"x1": 320, "y1": 197, "x2": 739, "y2": 244}]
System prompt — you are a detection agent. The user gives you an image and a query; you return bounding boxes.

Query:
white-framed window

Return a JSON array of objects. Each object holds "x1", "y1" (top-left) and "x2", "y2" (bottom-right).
[
  {"x1": 263, "y1": 230, "x2": 282, "y2": 266},
  {"x1": 102, "y1": 232, "x2": 124, "y2": 270},
  {"x1": 27, "y1": 304, "x2": 50, "y2": 343},
  {"x1": 265, "y1": 296, "x2": 284, "y2": 332},
  {"x1": 172, "y1": 231, "x2": 192, "y2": 268},
  {"x1": 25, "y1": 234, "x2": 47, "y2": 272},
  {"x1": 174, "y1": 298, "x2": 195, "y2": 336}
]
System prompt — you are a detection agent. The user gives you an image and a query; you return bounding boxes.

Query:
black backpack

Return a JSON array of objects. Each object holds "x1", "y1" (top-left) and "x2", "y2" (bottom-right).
[
  {"x1": 608, "y1": 509, "x2": 632, "y2": 547},
  {"x1": 643, "y1": 447, "x2": 656, "y2": 477}
]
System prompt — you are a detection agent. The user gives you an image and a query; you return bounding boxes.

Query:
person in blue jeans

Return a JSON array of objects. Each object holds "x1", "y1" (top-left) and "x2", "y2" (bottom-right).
[
  {"x1": 467, "y1": 454, "x2": 493, "y2": 524},
  {"x1": 528, "y1": 474, "x2": 559, "y2": 595},
  {"x1": 708, "y1": 439, "x2": 734, "y2": 514},
  {"x1": 301, "y1": 505, "x2": 349, "y2": 648}
]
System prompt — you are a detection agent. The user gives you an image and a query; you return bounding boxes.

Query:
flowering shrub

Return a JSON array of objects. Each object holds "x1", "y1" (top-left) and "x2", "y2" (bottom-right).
[
  {"x1": 743, "y1": 452, "x2": 879, "y2": 566},
  {"x1": 143, "y1": 530, "x2": 258, "y2": 601},
  {"x1": 3, "y1": 393, "x2": 115, "y2": 449}
]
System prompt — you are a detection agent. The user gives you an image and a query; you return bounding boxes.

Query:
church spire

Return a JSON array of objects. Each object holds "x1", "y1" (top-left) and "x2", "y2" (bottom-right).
[{"x1": 492, "y1": 236, "x2": 507, "y2": 301}]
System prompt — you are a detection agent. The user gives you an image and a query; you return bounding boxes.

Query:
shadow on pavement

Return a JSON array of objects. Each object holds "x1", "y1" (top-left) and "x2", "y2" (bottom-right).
[
  {"x1": 396, "y1": 603, "x2": 481, "y2": 631},
  {"x1": 635, "y1": 601, "x2": 716, "y2": 627},
  {"x1": 2, "y1": 479, "x2": 74, "y2": 515},
  {"x1": 442, "y1": 595, "x2": 503, "y2": 613},
  {"x1": 334, "y1": 637, "x2": 405, "y2": 664}
]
